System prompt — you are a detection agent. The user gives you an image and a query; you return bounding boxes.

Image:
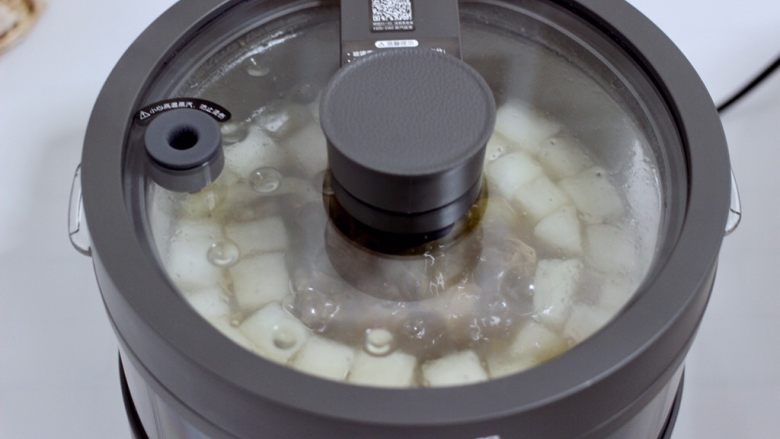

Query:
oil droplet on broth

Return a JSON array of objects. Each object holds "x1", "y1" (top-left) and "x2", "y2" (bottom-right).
[
  {"x1": 272, "y1": 324, "x2": 299, "y2": 350},
  {"x1": 220, "y1": 121, "x2": 249, "y2": 145},
  {"x1": 245, "y1": 57, "x2": 271, "y2": 77},
  {"x1": 249, "y1": 167, "x2": 282, "y2": 193},
  {"x1": 207, "y1": 240, "x2": 240, "y2": 267},
  {"x1": 365, "y1": 328, "x2": 395, "y2": 356},
  {"x1": 488, "y1": 145, "x2": 505, "y2": 161}
]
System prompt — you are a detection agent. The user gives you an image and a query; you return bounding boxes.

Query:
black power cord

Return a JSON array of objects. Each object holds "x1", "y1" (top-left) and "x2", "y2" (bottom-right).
[{"x1": 718, "y1": 54, "x2": 780, "y2": 113}]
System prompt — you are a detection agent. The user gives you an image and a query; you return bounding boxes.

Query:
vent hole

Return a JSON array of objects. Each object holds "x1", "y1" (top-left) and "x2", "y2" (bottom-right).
[{"x1": 167, "y1": 126, "x2": 199, "y2": 150}]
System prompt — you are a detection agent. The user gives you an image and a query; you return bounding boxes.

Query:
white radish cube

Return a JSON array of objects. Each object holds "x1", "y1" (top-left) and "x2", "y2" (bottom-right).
[
  {"x1": 224, "y1": 126, "x2": 285, "y2": 178},
  {"x1": 508, "y1": 322, "x2": 568, "y2": 360},
  {"x1": 225, "y1": 217, "x2": 288, "y2": 256},
  {"x1": 537, "y1": 136, "x2": 593, "y2": 179},
  {"x1": 487, "y1": 151, "x2": 543, "y2": 199},
  {"x1": 494, "y1": 100, "x2": 561, "y2": 155},
  {"x1": 533, "y1": 206, "x2": 582, "y2": 256},
  {"x1": 560, "y1": 167, "x2": 624, "y2": 224},
  {"x1": 487, "y1": 322, "x2": 567, "y2": 378},
  {"x1": 481, "y1": 195, "x2": 519, "y2": 229},
  {"x1": 598, "y1": 275, "x2": 637, "y2": 313},
  {"x1": 239, "y1": 303, "x2": 310, "y2": 364},
  {"x1": 485, "y1": 134, "x2": 512, "y2": 163},
  {"x1": 165, "y1": 220, "x2": 223, "y2": 293},
  {"x1": 178, "y1": 171, "x2": 239, "y2": 219},
  {"x1": 486, "y1": 355, "x2": 538, "y2": 379},
  {"x1": 293, "y1": 336, "x2": 355, "y2": 381},
  {"x1": 584, "y1": 224, "x2": 637, "y2": 274},
  {"x1": 532, "y1": 259, "x2": 583, "y2": 328},
  {"x1": 276, "y1": 177, "x2": 322, "y2": 205},
  {"x1": 179, "y1": 188, "x2": 222, "y2": 218},
  {"x1": 210, "y1": 317, "x2": 256, "y2": 351},
  {"x1": 284, "y1": 123, "x2": 328, "y2": 176},
  {"x1": 308, "y1": 96, "x2": 321, "y2": 123},
  {"x1": 217, "y1": 183, "x2": 262, "y2": 217},
  {"x1": 512, "y1": 176, "x2": 570, "y2": 223},
  {"x1": 186, "y1": 287, "x2": 230, "y2": 320},
  {"x1": 563, "y1": 304, "x2": 612, "y2": 342},
  {"x1": 148, "y1": 189, "x2": 175, "y2": 260},
  {"x1": 220, "y1": 169, "x2": 241, "y2": 186},
  {"x1": 422, "y1": 350, "x2": 487, "y2": 387},
  {"x1": 218, "y1": 177, "x2": 284, "y2": 220},
  {"x1": 230, "y1": 253, "x2": 290, "y2": 312},
  {"x1": 348, "y1": 351, "x2": 417, "y2": 388}
]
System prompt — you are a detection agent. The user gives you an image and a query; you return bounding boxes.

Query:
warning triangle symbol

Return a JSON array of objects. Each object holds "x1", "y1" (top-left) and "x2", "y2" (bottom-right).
[{"x1": 139, "y1": 111, "x2": 151, "y2": 120}]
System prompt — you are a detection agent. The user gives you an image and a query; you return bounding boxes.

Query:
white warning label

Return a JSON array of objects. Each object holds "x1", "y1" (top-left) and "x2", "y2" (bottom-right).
[
  {"x1": 375, "y1": 39, "x2": 419, "y2": 49},
  {"x1": 136, "y1": 98, "x2": 231, "y2": 124}
]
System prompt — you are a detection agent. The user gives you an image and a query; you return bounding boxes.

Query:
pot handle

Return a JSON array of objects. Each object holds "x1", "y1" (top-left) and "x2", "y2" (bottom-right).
[
  {"x1": 68, "y1": 164, "x2": 92, "y2": 256},
  {"x1": 725, "y1": 168, "x2": 742, "y2": 236}
]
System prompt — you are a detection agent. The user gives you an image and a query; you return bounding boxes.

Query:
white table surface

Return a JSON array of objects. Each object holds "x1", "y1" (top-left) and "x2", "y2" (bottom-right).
[{"x1": 1, "y1": 1, "x2": 778, "y2": 438}]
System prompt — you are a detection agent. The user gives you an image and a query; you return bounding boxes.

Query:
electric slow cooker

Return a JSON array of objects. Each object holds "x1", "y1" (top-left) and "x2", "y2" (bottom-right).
[{"x1": 69, "y1": 0, "x2": 741, "y2": 437}]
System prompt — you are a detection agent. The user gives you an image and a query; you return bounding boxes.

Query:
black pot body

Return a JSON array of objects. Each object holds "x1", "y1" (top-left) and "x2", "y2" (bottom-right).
[{"x1": 120, "y1": 347, "x2": 688, "y2": 439}]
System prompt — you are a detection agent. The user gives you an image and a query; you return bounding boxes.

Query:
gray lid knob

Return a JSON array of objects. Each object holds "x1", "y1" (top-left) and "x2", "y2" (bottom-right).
[
  {"x1": 320, "y1": 49, "x2": 496, "y2": 234},
  {"x1": 144, "y1": 109, "x2": 224, "y2": 193}
]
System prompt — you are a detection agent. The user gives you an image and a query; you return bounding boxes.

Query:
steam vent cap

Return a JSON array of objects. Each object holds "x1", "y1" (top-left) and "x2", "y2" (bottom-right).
[{"x1": 320, "y1": 48, "x2": 496, "y2": 235}]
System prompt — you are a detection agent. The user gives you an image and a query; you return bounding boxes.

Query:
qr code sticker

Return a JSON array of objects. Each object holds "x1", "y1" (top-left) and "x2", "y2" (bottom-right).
[{"x1": 372, "y1": 0, "x2": 414, "y2": 32}]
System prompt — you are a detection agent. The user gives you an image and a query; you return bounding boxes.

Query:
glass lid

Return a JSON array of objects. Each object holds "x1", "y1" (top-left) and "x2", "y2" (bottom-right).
[{"x1": 144, "y1": 1, "x2": 670, "y2": 388}]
